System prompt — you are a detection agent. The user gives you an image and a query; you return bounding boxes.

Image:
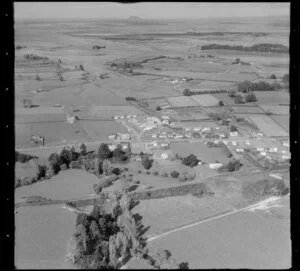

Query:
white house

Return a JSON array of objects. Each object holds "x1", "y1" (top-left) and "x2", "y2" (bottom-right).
[
  {"x1": 245, "y1": 141, "x2": 251, "y2": 146},
  {"x1": 257, "y1": 147, "x2": 264, "y2": 152},
  {"x1": 161, "y1": 153, "x2": 169, "y2": 160},
  {"x1": 260, "y1": 151, "x2": 267, "y2": 156},
  {"x1": 283, "y1": 141, "x2": 289, "y2": 147},
  {"x1": 209, "y1": 163, "x2": 223, "y2": 169},
  {"x1": 108, "y1": 134, "x2": 117, "y2": 140},
  {"x1": 161, "y1": 115, "x2": 170, "y2": 120},
  {"x1": 236, "y1": 148, "x2": 244, "y2": 153},
  {"x1": 229, "y1": 132, "x2": 238, "y2": 137},
  {"x1": 113, "y1": 116, "x2": 119, "y2": 120},
  {"x1": 152, "y1": 134, "x2": 157, "y2": 138},
  {"x1": 232, "y1": 141, "x2": 237, "y2": 146}
]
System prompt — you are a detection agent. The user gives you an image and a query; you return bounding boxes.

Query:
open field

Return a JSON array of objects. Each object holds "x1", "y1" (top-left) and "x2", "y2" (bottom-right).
[
  {"x1": 15, "y1": 205, "x2": 76, "y2": 269},
  {"x1": 15, "y1": 122, "x2": 90, "y2": 148},
  {"x1": 170, "y1": 142, "x2": 230, "y2": 164},
  {"x1": 248, "y1": 115, "x2": 288, "y2": 137},
  {"x1": 254, "y1": 91, "x2": 289, "y2": 104},
  {"x1": 147, "y1": 196, "x2": 290, "y2": 269},
  {"x1": 167, "y1": 96, "x2": 199, "y2": 107},
  {"x1": 230, "y1": 105, "x2": 265, "y2": 114},
  {"x1": 15, "y1": 169, "x2": 99, "y2": 203},
  {"x1": 79, "y1": 120, "x2": 129, "y2": 141},
  {"x1": 258, "y1": 104, "x2": 289, "y2": 115},
  {"x1": 270, "y1": 115, "x2": 289, "y2": 132},
  {"x1": 87, "y1": 105, "x2": 143, "y2": 118},
  {"x1": 190, "y1": 94, "x2": 220, "y2": 106}
]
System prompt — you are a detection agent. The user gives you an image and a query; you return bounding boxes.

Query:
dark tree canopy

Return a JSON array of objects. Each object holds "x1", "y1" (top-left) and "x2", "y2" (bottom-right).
[
  {"x1": 182, "y1": 154, "x2": 199, "y2": 168},
  {"x1": 98, "y1": 143, "x2": 112, "y2": 160}
]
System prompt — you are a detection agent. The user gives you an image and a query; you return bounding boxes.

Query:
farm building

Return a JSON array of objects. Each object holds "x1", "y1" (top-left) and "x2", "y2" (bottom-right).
[
  {"x1": 117, "y1": 133, "x2": 131, "y2": 140},
  {"x1": 229, "y1": 132, "x2": 238, "y2": 137},
  {"x1": 236, "y1": 148, "x2": 244, "y2": 153},
  {"x1": 108, "y1": 134, "x2": 117, "y2": 140},
  {"x1": 147, "y1": 116, "x2": 161, "y2": 124},
  {"x1": 208, "y1": 163, "x2": 223, "y2": 169}
]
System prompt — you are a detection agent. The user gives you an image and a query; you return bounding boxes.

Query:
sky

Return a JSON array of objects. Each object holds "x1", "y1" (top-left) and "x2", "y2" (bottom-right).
[{"x1": 14, "y1": 2, "x2": 290, "y2": 20}]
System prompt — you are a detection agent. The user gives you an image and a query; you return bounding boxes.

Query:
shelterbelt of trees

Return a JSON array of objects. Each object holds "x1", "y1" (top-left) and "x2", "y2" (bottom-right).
[{"x1": 201, "y1": 43, "x2": 288, "y2": 53}]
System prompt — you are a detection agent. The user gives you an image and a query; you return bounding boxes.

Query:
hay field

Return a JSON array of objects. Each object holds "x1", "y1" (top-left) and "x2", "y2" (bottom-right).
[
  {"x1": 270, "y1": 115, "x2": 289, "y2": 132},
  {"x1": 258, "y1": 104, "x2": 289, "y2": 115},
  {"x1": 191, "y1": 94, "x2": 220, "y2": 106},
  {"x1": 254, "y1": 91, "x2": 289, "y2": 104},
  {"x1": 79, "y1": 120, "x2": 129, "y2": 141},
  {"x1": 87, "y1": 105, "x2": 143, "y2": 118},
  {"x1": 231, "y1": 105, "x2": 265, "y2": 114},
  {"x1": 15, "y1": 122, "x2": 90, "y2": 148},
  {"x1": 248, "y1": 115, "x2": 288, "y2": 137},
  {"x1": 167, "y1": 96, "x2": 198, "y2": 107}
]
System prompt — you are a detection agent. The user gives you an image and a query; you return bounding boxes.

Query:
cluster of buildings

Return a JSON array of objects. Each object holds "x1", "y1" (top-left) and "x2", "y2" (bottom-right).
[{"x1": 108, "y1": 142, "x2": 130, "y2": 151}]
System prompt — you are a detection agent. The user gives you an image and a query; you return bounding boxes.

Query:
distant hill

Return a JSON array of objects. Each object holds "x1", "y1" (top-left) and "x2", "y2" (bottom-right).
[{"x1": 127, "y1": 16, "x2": 142, "y2": 21}]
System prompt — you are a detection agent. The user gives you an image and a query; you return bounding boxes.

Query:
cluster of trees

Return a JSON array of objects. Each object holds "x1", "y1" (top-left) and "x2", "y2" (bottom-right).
[
  {"x1": 208, "y1": 109, "x2": 233, "y2": 122},
  {"x1": 15, "y1": 151, "x2": 37, "y2": 163},
  {"x1": 182, "y1": 154, "x2": 199, "y2": 168},
  {"x1": 16, "y1": 45, "x2": 27, "y2": 50},
  {"x1": 141, "y1": 155, "x2": 154, "y2": 170},
  {"x1": 125, "y1": 96, "x2": 137, "y2": 101},
  {"x1": 22, "y1": 98, "x2": 33, "y2": 108},
  {"x1": 233, "y1": 92, "x2": 257, "y2": 104},
  {"x1": 183, "y1": 88, "x2": 227, "y2": 96},
  {"x1": 237, "y1": 80, "x2": 282, "y2": 93},
  {"x1": 201, "y1": 43, "x2": 288, "y2": 53},
  {"x1": 15, "y1": 143, "x2": 131, "y2": 189},
  {"x1": 24, "y1": 53, "x2": 49, "y2": 61},
  {"x1": 66, "y1": 185, "x2": 189, "y2": 269},
  {"x1": 217, "y1": 159, "x2": 241, "y2": 173}
]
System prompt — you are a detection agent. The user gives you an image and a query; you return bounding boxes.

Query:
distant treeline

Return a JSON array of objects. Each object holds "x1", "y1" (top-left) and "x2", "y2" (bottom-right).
[
  {"x1": 201, "y1": 43, "x2": 289, "y2": 53},
  {"x1": 237, "y1": 80, "x2": 282, "y2": 92}
]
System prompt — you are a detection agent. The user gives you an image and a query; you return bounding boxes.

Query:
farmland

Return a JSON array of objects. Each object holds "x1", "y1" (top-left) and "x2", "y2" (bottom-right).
[
  {"x1": 14, "y1": 6, "x2": 290, "y2": 270},
  {"x1": 248, "y1": 115, "x2": 289, "y2": 137}
]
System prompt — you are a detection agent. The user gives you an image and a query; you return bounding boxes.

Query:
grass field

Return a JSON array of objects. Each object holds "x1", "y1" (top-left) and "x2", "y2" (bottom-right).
[
  {"x1": 258, "y1": 104, "x2": 289, "y2": 115},
  {"x1": 254, "y1": 91, "x2": 289, "y2": 104},
  {"x1": 79, "y1": 120, "x2": 129, "y2": 141},
  {"x1": 15, "y1": 205, "x2": 76, "y2": 269},
  {"x1": 270, "y1": 115, "x2": 289, "y2": 132},
  {"x1": 248, "y1": 115, "x2": 288, "y2": 137},
  {"x1": 231, "y1": 105, "x2": 265, "y2": 114},
  {"x1": 167, "y1": 96, "x2": 199, "y2": 107},
  {"x1": 170, "y1": 141, "x2": 230, "y2": 164},
  {"x1": 190, "y1": 94, "x2": 220, "y2": 106},
  {"x1": 15, "y1": 122, "x2": 90, "y2": 148},
  {"x1": 15, "y1": 169, "x2": 99, "y2": 202},
  {"x1": 87, "y1": 105, "x2": 143, "y2": 118}
]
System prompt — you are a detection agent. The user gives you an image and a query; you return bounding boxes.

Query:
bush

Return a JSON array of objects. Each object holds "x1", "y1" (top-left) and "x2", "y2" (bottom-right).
[
  {"x1": 161, "y1": 173, "x2": 168, "y2": 177},
  {"x1": 111, "y1": 167, "x2": 121, "y2": 175},
  {"x1": 245, "y1": 92, "x2": 257, "y2": 102},
  {"x1": 182, "y1": 154, "x2": 199, "y2": 168},
  {"x1": 15, "y1": 151, "x2": 37, "y2": 163},
  {"x1": 270, "y1": 74, "x2": 277, "y2": 79},
  {"x1": 125, "y1": 96, "x2": 137, "y2": 101},
  {"x1": 142, "y1": 156, "x2": 153, "y2": 170},
  {"x1": 48, "y1": 152, "x2": 62, "y2": 174},
  {"x1": 22, "y1": 98, "x2": 33, "y2": 108},
  {"x1": 60, "y1": 163, "x2": 68, "y2": 171},
  {"x1": 79, "y1": 144, "x2": 87, "y2": 156},
  {"x1": 70, "y1": 160, "x2": 81, "y2": 169},
  {"x1": 183, "y1": 89, "x2": 193, "y2": 96},
  {"x1": 228, "y1": 90, "x2": 236, "y2": 98},
  {"x1": 98, "y1": 143, "x2": 112, "y2": 160},
  {"x1": 170, "y1": 171, "x2": 180, "y2": 178},
  {"x1": 156, "y1": 105, "x2": 162, "y2": 111},
  {"x1": 234, "y1": 95, "x2": 244, "y2": 104},
  {"x1": 230, "y1": 125, "x2": 238, "y2": 132},
  {"x1": 218, "y1": 100, "x2": 224, "y2": 106},
  {"x1": 153, "y1": 171, "x2": 159, "y2": 176},
  {"x1": 218, "y1": 159, "x2": 241, "y2": 173}
]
